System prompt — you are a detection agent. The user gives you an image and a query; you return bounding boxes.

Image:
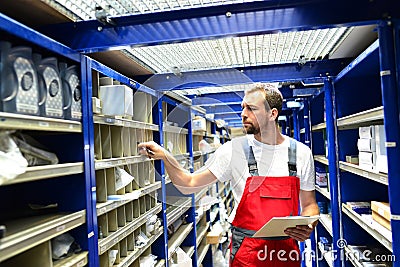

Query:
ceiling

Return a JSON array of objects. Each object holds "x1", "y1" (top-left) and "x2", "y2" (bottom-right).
[{"x1": 0, "y1": 0, "x2": 388, "y2": 127}]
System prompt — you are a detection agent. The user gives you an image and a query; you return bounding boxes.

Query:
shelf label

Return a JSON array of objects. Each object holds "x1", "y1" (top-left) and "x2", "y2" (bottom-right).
[
  {"x1": 380, "y1": 70, "x2": 391, "y2": 76},
  {"x1": 84, "y1": 145, "x2": 90, "y2": 150},
  {"x1": 99, "y1": 207, "x2": 107, "y2": 214},
  {"x1": 88, "y1": 231, "x2": 94, "y2": 238},
  {"x1": 77, "y1": 260, "x2": 85, "y2": 267},
  {"x1": 39, "y1": 121, "x2": 50, "y2": 127},
  {"x1": 385, "y1": 142, "x2": 396, "y2": 148},
  {"x1": 362, "y1": 171, "x2": 369, "y2": 178},
  {"x1": 391, "y1": 214, "x2": 400, "y2": 220},
  {"x1": 56, "y1": 225, "x2": 66, "y2": 232}
]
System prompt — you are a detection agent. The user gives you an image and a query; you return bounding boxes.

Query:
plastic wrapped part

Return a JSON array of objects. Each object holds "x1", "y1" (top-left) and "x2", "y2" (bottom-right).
[
  {"x1": 108, "y1": 250, "x2": 118, "y2": 266},
  {"x1": 59, "y1": 62, "x2": 82, "y2": 120},
  {"x1": 0, "y1": 131, "x2": 28, "y2": 185},
  {"x1": 51, "y1": 233, "x2": 74, "y2": 260},
  {"x1": 214, "y1": 249, "x2": 228, "y2": 267},
  {"x1": 199, "y1": 139, "x2": 212, "y2": 153},
  {"x1": 115, "y1": 167, "x2": 135, "y2": 191},
  {"x1": 12, "y1": 133, "x2": 59, "y2": 166},
  {"x1": 146, "y1": 214, "x2": 159, "y2": 236},
  {"x1": 35, "y1": 56, "x2": 64, "y2": 118},
  {"x1": 0, "y1": 42, "x2": 40, "y2": 115},
  {"x1": 135, "y1": 231, "x2": 150, "y2": 248},
  {"x1": 139, "y1": 254, "x2": 157, "y2": 267},
  {"x1": 174, "y1": 247, "x2": 192, "y2": 267}
]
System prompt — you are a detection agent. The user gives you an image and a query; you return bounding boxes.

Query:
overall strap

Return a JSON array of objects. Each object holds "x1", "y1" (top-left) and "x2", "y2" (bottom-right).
[
  {"x1": 240, "y1": 137, "x2": 259, "y2": 176},
  {"x1": 288, "y1": 138, "x2": 297, "y2": 177}
]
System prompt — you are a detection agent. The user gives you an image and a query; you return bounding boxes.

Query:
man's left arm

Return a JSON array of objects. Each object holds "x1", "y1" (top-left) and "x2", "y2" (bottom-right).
[{"x1": 284, "y1": 190, "x2": 320, "y2": 242}]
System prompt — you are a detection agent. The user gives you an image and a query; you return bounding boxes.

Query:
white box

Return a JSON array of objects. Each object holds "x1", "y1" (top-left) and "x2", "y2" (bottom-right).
[
  {"x1": 359, "y1": 126, "x2": 375, "y2": 139},
  {"x1": 358, "y1": 151, "x2": 376, "y2": 166},
  {"x1": 99, "y1": 85, "x2": 133, "y2": 117},
  {"x1": 375, "y1": 125, "x2": 388, "y2": 173},
  {"x1": 376, "y1": 155, "x2": 388, "y2": 173},
  {"x1": 357, "y1": 138, "x2": 376, "y2": 152},
  {"x1": 193, "y1": 117, "x2": 206, "y2": 131}
]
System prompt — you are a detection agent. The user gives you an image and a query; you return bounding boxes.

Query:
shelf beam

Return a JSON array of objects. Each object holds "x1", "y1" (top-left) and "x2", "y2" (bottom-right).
[
  {"x1": 42, "y1": 1, "x2": 400, "y2": 53},
  {"x1": 339, "y1": 161, "x2": 388, "y2": 185},
  {"x1": 336, "y1": 106, "x2": 384, "y2": 130},
  {"x1": 342, "y1": 204, "x2": 392, "y2": 252},
  {"x1": 0, "y1": 112, "x2": 81, "y2": 132},
  {"x1": 0, "y1": 211, "x2": 86, "y2": 262},
  {"x1": 2, "y1": 163, "x2": 84, "y2": 186}
]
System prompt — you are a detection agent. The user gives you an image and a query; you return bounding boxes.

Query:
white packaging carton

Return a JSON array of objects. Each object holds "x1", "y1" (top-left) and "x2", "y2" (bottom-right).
[
  {"x1": 359, "y1": 151, "x2": 377, "y2": 170},
  {"x1": 375, "y1": 125, "x2": 388, "y2": 173},
  {"x1": 193, "y1": 117, "x2": 207, "y2": 131},
  {"x1": 99, "y1": 85, "x2": 133, "y2": 118},
  {"x1": 359, "y1": 126, "x2": 375, "y2": 139},
  {"x1": 357, "y1": 138, "x2": 376, "y2": 152}
]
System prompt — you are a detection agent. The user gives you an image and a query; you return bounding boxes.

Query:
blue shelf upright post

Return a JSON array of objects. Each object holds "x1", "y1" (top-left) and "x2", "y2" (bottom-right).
[
  {"x1": 286, "y1": 115, "x2": 291, "y2": 136},
  {"x1": 187, "y1": 107, "x2": 199, "y2": 267},
  {"x1": 378, "y1": 20, "x2": 400, "y2": 266},
  {"x1": 293, "y1": 108, "x2": 300, "y2": 141},
  {"x1": 324, "y1": 78, "x2": 342, "y2": 267},
  {"x1": 80, "y1": 56, "x2": 99, "y2": 267},
  {"x1": 303, "y1": 99, "x2": 312, "y2": 149},
  {"x1": 151, "y1": 94, "x2": 169, "y2": 263},
  {"x1": 303, "y1": 99, "x2": 317, "y2": 267}
]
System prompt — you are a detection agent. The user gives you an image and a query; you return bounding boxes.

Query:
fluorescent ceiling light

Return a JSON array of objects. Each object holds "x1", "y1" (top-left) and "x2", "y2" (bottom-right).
[
  {"x1": 128, "y1": 27, "x2": 352, "y2": 74},
  {"x1": 45, "y1": 0, "x2": 352, "y2": 76}
]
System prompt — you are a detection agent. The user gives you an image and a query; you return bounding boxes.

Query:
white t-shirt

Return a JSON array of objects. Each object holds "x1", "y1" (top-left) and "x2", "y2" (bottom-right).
[{"x1": 200, "y1": 135, "x2": 315, "y2": 222}]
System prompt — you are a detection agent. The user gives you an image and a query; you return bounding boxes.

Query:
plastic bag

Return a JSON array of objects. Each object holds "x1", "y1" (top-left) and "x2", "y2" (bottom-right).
[
  {"x1": 213, "y1": 249, "x2": 228, "y2": 267},
  {"x1": 115, "y1": 167, "x2": 135, "y2": 191},
  {"x1": 139, "y1": 254, "x2": 157, "y2": 267},
  {"x1": 12, "y1": 133, "x2": 58, "y2": 166},
  {"x1": 51, "y1": 233, "x2": 75, "y2": 260},
  {"x1": 146, "y1": 214, "x2": 160, "y2": 236},
  {"x1": 0, "y1": 131, "x2": 28, "y2": 185},
  {"x1": 109, "y1": 250, "x2": 118, "y2": 266}
]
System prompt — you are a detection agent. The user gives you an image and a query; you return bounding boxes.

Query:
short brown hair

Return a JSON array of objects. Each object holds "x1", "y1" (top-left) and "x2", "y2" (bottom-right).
[{"x1": 245, "y1": 83, "x2": 283, "y2": 122}]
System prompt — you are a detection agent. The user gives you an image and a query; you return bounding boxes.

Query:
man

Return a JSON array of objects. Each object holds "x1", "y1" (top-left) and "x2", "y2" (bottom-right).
[{"x1": 139, "y1": 83, "x2": 319, "y2": 266}]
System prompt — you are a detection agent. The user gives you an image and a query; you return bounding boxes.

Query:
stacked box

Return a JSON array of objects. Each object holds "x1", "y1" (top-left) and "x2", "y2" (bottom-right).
[
  {"x1": 374, "y1": 125, "x2": 388, "y2": 173},
  {"x1": 358, "y1": 126, "x2": 376, "y2": 171},
  {"x1": 371, "y1": 201, "x2": 391, "y2": 230},
  {"x1": 315, "y1": 166, "x2": 328, "y2": 187}
]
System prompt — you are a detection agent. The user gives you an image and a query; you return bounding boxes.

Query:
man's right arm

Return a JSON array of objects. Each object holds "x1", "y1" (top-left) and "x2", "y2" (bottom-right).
[{"x1": 138, "y1": 141, "x2": 217, "y2": 194}]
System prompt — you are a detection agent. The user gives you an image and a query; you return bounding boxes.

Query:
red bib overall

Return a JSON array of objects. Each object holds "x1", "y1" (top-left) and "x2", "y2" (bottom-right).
[{"x1": 230, "y1": 138, "x2": 300, "y2": 267}]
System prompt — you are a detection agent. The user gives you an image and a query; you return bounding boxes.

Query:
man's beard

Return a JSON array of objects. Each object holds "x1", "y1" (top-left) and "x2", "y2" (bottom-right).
[{"x1": 243, "y1": 123, "x2": 260, "y2": 135}]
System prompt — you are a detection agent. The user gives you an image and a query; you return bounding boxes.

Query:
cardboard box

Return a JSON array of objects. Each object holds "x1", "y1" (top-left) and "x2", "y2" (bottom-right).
[
  {"x1": 92, "y1": 97, "x2": 102, "y2": 114},
  {"x1": 346, "y1": 202, "x2": 371, "y2": 214},
  {"x1": 371, "y1": 201, "x2": 391, "y2": 221},
  {"x1": 346, "y1": 155, "x2": 359, "y2": 164},
  {"x1": 359, "y1": 126, "x2": 375, "y2": 139},
  {"x1": 358, "y1": 151, "x2": 376, "y2": 166},
  {"x1": 99, "y1": 85, "x2": 133, "y2": 118},
  {"x1": 206, "y1": 230, "x2": 222, "y2": 244},
  {"x1": 315, "y1": 167, "x2": 328, "y2": 187},
  {"x1": 375, "y1": 125, "x2": 388, "y2": 173},
  {"x1": 357, "y1": 138, "x2": 376, "y2": 152},
  {"x1": 192, "y1": 117, "x2": 206, "y2": 131},
  {"x1": 372, "y1": 211, "x2": 391, "y2": 230}
]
